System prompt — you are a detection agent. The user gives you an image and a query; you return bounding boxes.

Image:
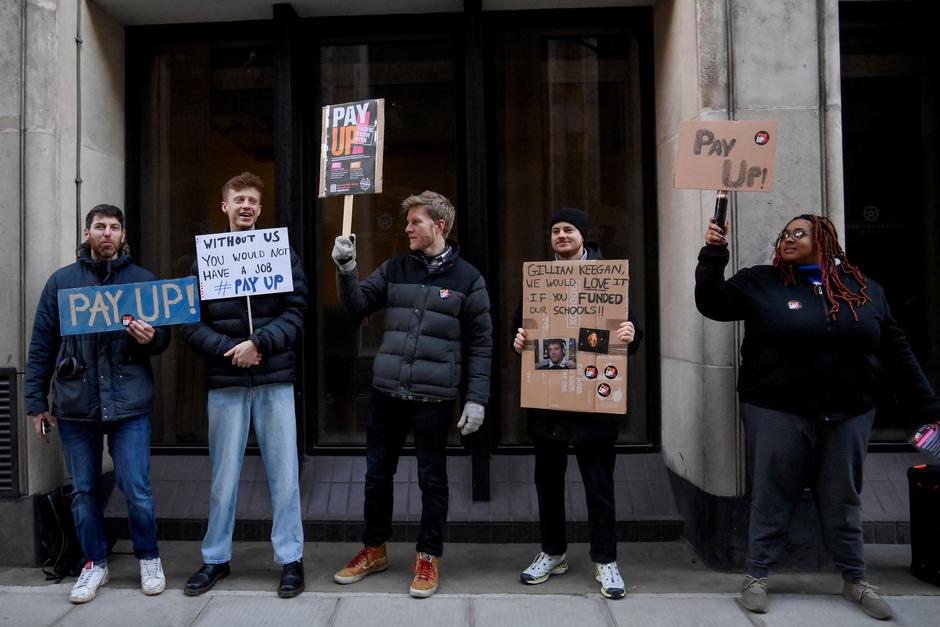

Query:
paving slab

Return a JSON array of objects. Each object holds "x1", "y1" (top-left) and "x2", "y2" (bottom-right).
[
  {"x1": 57, "y1": 589, "x2": 210, "y2": 627},
  {"x1": 191, "y1": 593, "x2": 336, "y2": 626},
  {"x1": 758, "y1": 594, "x2": 901, "y2": 626},
  {"x1": 889, "y1": 596, "x2": 940, "y2": 627},
  {"x1": 0, "y1": 587, "x2": 75, "y2": 626},
  {"x1": 334, "y1": 595, "x2": 468, "y2": 627},
  {"x1": 473, "y1": 595, "x2": 611, "y2": 627},
  {"x1": 606, "y1": 594, "x2": 751, "y2": 627}
]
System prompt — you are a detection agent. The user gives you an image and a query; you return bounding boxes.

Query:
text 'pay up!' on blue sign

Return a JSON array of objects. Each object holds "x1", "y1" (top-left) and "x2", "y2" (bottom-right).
[
  {"x1": 58, "y1": 277, "x2": 200, "y2": 336},
  {"x1": 195, "y1": 227, "x2": 294, "y2": 301}
]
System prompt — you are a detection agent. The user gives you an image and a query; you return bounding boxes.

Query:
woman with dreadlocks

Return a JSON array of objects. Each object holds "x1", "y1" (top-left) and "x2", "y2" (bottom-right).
[{"x1": 696, "y1": 213, "x2": 940, "y2": 621}]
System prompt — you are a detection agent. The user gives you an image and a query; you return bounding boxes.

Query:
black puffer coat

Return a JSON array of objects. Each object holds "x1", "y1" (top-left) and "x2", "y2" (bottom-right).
[
  {"x1": 25, "y1": 249, "x2": 170, "y2": 421},
  {"x1": 512, "y1": 243, "x2": 643, "y2": 442},
  {"x1": 337, "y1": 243, "x2": 492, "y2": 404},
  {"x1": 181, "y1": 247, "x2": 306, "y2": 389}
]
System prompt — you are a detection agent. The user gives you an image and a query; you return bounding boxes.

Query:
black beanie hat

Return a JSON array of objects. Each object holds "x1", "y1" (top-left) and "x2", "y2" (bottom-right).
[{"x1": 549, "y1": 207, "x2": 589, "y2": 238}]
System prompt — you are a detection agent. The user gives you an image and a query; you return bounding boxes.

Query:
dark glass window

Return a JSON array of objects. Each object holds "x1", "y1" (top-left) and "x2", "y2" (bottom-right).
[
  {"x1": 313, "y1": 40, "x2": 459, "y2": 446},
  {"x1": 491, "y1": 24, "x2": 652, "y2": 444},
  {"x1": 128, "y1": 10, "x2": 656, "y2": 452},
  {"x1": 131, "y1": 31, "x2": 276, "y2": 445},
  {"x1": 840, "y1": 1, "x2": 940, "y2": 442}
]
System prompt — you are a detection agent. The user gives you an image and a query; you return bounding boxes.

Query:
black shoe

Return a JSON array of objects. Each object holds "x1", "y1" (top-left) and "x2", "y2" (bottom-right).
[
  {"x1": 184, "y1": 563, "x2": 230, "y2": 596},
  {"x1": 278, "y1": 560, "x2": 305, "y2": 598}
]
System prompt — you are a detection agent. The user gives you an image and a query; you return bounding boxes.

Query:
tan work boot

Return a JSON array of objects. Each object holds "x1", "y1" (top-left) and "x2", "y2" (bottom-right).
[
  {"x1": 409, "y1": 552, "x2": 439, "y2": 598},
  {"x1": 333, "y1": 545, "x2": 388, "y2": 584},
  {"x1": 842, "y1": 580, "x2": 893, "y2": 620}
]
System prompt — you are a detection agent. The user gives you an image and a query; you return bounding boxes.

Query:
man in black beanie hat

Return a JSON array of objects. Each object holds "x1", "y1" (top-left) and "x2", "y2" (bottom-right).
[
  {"x1": 511, "y1": 207, "x2": 642, "y2": 599},
  {"x1": 548, "y1": 207, "x2": 590, "y2": 257}
]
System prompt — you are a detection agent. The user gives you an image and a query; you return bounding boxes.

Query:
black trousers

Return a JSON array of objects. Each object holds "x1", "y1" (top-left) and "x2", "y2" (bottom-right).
[
  {"x1": 362, "y1": 392, "x2": 454, "y2": 557},
  {"x1": 534, "y1": 436, "x2": 617, "y2": 564},
  {"x1": 742, "y1": 402, "x2": 874, "y2": 582}
]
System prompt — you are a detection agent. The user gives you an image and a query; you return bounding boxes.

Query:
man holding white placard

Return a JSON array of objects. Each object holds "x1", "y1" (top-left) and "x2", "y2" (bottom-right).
[{"x1": 181, "y1": 172, "x2": 307, "y2": 598}]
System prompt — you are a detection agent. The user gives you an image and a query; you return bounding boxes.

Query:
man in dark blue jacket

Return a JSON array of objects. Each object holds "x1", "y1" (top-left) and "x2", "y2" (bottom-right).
[
  {"x1": 181, "y1": 172, "x2": 307, "y2": 598},
  {"x1": 25, "y1": 204, "x2": 170, "y2": 604},
  {"x1": 330, "y1": 191, "x2": 492, "y2": 598}
]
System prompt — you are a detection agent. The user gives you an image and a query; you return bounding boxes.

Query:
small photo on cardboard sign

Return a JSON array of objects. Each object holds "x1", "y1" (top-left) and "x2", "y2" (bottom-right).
[
  {"x1": 536, "y1": 338, "x2": 577, "y2": 370},
  {"x1": 578, "y1": 328, "x2": 610, "y2": 354}
]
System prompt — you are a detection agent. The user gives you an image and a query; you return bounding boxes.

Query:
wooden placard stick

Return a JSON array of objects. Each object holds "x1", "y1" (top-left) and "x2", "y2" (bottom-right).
[
  {"x1": 342, "y1": 194, "x2": 354, "y2": 236},
  {"x1": 246, "y1": 295, "x2": 254, "y2": 334}
]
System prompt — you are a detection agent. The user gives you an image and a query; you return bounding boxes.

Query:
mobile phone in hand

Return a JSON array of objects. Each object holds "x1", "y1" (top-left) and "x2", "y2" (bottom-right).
[{"x1": 713, "y1": 190, "x2": 729, "y2": 233}]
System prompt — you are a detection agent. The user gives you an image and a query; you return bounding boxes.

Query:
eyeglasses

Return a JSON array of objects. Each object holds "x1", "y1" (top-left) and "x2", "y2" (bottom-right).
[{"x1": 778, "y1": 228, "x2": 811, "y2": 243}]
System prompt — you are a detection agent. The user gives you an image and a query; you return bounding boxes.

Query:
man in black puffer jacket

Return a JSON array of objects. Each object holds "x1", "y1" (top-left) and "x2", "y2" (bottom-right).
[
  {"x1": 25, "y1": 204, "x2": 170, "y2": 603},
  {"x1": 330, "y1": 191, "x2": 492, "y2": 598},
  {"x1": 180, "y1": 172, "x2": 307, "y2": 599}
]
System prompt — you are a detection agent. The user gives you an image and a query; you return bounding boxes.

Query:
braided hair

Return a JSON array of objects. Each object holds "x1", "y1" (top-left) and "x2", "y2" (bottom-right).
[{"x1": 772, "y1": 214, "x2": 871, "y2": 320}]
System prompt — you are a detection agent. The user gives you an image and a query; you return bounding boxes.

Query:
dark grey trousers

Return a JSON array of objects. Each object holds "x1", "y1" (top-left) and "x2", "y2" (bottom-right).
[{"x1": 741, "y1": 402, "x2": 875, "y2": 582}]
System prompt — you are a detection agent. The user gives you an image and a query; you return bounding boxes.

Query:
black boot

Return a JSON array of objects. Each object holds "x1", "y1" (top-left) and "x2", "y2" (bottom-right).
[
  {"x1": 184, "y1": 563, "x2": 230, "y2": 596},
  {"x1": 278, "y1": 559, "x2": 305, "y2": 598}
]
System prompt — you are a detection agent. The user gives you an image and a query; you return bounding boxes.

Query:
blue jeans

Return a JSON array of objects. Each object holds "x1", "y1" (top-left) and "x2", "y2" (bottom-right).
[
  {"x1": 202, "y1": 383, "x2": 303, "y2": 564},
  {"x1": 58, "y1": 414, "x2": 159, "y2": 564}
]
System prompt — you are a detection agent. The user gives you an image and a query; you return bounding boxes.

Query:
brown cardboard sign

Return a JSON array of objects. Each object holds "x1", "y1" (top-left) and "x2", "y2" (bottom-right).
[
  {"x1": 674, "y1": 120, "x2": 778, "y2": 192},
  {"x1": 520, "y1": 260, "x2": 629, "y2": 415},
  {"x1": 318, "y1": 98, "x2": 385, "y2": 197}
]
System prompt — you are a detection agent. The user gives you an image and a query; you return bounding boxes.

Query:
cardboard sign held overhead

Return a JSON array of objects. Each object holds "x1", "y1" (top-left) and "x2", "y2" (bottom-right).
[
  {"x1": 674, "y1": 120, "x2": 778, "y2": 192},
  {"x1": 58, "y1": 277, "x2": 200, "y2": 336},
  {"x1": 520, "y1": 260, "x2": 630, "y2": 415},
  {"x1": 195, "y1": 228, "x2": 294, "y2": 301},
  {"x1": 318, "y1": 98, "x2": 385, "y2": 198}
]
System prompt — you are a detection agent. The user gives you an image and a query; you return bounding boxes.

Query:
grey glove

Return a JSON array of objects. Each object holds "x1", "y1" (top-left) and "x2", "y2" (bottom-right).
[
  {"x1": 457, "y1": 401, "x2": 485, "y2": 436},
  {"x1": 332, "y1": 234, "x2": 357, "y2": 273}
]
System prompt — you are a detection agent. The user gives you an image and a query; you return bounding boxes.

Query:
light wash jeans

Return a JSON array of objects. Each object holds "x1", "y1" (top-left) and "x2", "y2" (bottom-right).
[{"x1": 202, "y1": 383, "x2": 303, "y2": 565}]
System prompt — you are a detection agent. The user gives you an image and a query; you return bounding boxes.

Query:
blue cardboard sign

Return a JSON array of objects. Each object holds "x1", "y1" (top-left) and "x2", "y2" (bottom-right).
[{"x1": 57, "y1": 277, "x2": 200, "y2": 336}]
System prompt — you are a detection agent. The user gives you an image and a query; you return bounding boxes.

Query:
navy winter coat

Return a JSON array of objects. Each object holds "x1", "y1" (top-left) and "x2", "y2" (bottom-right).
[
  {"x1": 337, "y1": 243, "x2": 493, "y2": 404},
  {"x1": 24, "y1": 249, "x2": 170, "y2": 421},
  {"x1": 181, "y1": 248, "x2": 306, "y2": 389}
]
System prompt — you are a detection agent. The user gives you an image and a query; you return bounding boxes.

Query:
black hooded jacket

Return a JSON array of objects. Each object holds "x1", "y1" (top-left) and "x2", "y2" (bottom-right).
[
  {"x1": 695, "y1": 244, "x2": 940, "y2": 420},
  {"x1": 25, "y1": 249, "x2": 170, "y2": 421}
]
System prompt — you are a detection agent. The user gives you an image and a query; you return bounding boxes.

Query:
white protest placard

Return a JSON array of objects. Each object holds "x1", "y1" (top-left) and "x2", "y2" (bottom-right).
[{"x1": 195, "y1": 228, "x2": 294, "y2": 301}]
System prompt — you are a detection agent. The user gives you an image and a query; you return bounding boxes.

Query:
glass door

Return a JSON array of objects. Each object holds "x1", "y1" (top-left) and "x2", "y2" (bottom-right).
[{"x1": 310, "y1": 30, "x2": 460, "y2": 446}]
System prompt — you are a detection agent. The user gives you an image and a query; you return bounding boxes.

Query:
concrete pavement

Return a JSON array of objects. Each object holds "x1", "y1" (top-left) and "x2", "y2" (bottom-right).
[{"x1": 1, "y1": 541, "x2": 938, "y2": 626}]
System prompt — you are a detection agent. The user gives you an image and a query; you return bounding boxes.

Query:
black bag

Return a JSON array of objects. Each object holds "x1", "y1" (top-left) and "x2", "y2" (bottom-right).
[
  {"x1": 38, "y1": 485, "x2": 83, "y2": 582},
  {"x1": 908, "y1": 464, "x2": 940, "y2": 586}
]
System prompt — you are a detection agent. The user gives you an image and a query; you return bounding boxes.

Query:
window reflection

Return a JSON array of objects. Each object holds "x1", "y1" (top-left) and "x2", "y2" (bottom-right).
[
  {"x1": 315, "y1": 42, "x2": 458, "y2": 445},
  {"x1": 494, "y1": 30, "x2": 649, "y2": 444},
  {"x1": 135, "y1": 38, "x2": 276, "y2": 445}
]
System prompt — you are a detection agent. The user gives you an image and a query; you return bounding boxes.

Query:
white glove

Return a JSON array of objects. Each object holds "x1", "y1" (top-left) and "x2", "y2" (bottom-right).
[
  {"x1": 457, "y1": 401, "x2": 485, "y2": 436},
  {"x1": 332, "y1": 234, "x2": 357, "y2": 273}
]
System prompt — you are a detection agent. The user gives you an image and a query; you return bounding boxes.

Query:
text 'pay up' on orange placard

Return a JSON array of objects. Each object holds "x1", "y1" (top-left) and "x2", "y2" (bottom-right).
[{"x1": 674, "y1": 120, "x2": 778, "y2": 192}]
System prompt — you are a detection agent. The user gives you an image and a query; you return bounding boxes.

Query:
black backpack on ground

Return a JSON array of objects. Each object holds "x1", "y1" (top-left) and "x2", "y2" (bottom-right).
[{"x1": 38, "y1": 485, "x2": 83, "y2": 582}]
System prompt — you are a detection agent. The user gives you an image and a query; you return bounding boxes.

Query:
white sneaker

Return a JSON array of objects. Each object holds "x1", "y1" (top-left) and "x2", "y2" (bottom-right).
[
  {"x1": 140, "y1": 557, "x2": 166, "y2": 595},
  {"x1": 70, "y1": 561, "x2": 109, "y2": 603},
  {"x1": 595, "y1": 561, "x2": 626, "y2": 599},
  {"x1": 520, "y1": 552, "x2": 568, "y2": 585}
]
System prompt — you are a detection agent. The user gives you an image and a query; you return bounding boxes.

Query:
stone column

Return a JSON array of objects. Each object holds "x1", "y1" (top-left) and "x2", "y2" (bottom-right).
[{"x1": 0, "y1": 0, "x2": 124, "y2": 566}]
